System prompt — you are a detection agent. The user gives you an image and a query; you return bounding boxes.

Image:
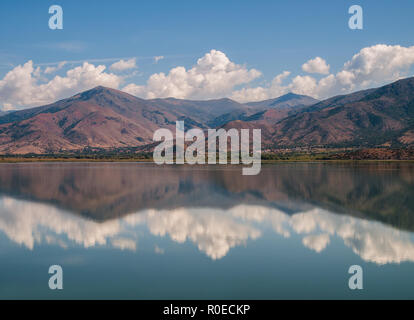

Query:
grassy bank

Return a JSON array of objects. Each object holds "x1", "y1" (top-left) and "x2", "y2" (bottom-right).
[{"x1": 1, "y1": 153, "x2": 414, "y2": 163}]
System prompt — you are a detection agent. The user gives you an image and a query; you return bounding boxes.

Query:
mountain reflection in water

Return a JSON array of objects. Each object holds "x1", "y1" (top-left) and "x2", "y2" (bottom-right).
[{"x1": 0, "y1": 162, "x2": 413, "y2": 264}]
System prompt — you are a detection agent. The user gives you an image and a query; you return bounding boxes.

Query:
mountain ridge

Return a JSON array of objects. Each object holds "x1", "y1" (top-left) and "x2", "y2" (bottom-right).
[
  {"x1": 225, "y1": 77, "x2": 414, "y2": 148},
  {"x1": 1, "y1": 77, "x2": 414, "y2": 154},
  {"x1": 0, "y1": 87, "x2": 317, "y2": 154}
]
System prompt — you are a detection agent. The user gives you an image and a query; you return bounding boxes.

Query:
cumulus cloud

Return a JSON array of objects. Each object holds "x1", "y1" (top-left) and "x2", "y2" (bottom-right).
[
  {"x1": 0, "y1": 50, "x2": 260, "y2": 110},
  {"x1": 338, "y1": 44, "x2": 414, "y2": 89},
  {"x1": 109, "y1": 58, "x2": 137, "y2": 71},
  {"x1": 1, "y1": 44, "x2": 414, "y2": 109},
  {"x1": 231, "y1": 71, "x2": 322, "y2": 102},
  {"x1": 123, "y1": 49, "x2": 261, "y2": 100},
  {"x1": 302, "y1": 57, "x2": 330, "y2": 74},
  {"x1": 231, "y1": 71, "x2": 290, "y2": 102},
  {"x1": 44, "y1": 61, "x2": 67, "y2": 74},
  {"x1": 289, "y1": 75, "x2": 318, "y2": 96},
  {"x1": 0, "y1": 61, "x2": 122, "y2": 110},
  {"x1": 232, "y1": 44, "x2": 414, "y2": 101}
]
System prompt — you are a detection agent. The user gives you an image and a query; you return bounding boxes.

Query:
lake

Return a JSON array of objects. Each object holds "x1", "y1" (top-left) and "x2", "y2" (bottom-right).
[{"x1": 0, "y1": 162, "x2": 413, "y2": 299}]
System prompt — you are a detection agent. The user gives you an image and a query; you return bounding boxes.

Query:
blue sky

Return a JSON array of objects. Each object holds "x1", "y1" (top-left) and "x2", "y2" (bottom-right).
[{"x1": 1, "y1": 0, "x2": 414, "y2": 109}]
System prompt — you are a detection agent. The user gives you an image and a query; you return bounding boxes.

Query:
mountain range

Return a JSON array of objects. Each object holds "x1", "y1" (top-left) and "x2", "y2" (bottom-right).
[
  {"x1": 0, "y1": 76, "x2": 413, "y2": 154},
  {"x1": 226, "y1": 77, "x2": 414, "y2": 148},
  {"x1": 0, "y1": 87, "x2": 316, "y2": 153}
]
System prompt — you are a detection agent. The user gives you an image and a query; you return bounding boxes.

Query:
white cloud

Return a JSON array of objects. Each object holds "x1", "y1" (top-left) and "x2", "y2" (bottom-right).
[
  {"x1": 289, "y1": 75, "x2": 318, "y2": 96},
  {"x1": 123, "y1": 49, "x2": 261, "y2": 100},
  {"x1": 339, "y1": 44, "x2": 414, "y2": 87},
  {"x1": 0, "y1": 61, "x2": 122, "y2": 109},
  {"x1": 309, "y1": 44, "x2": 414, "y2": 98},
  {"x1": 154, "y1": 56, "x2": 164, "y2": 63},
  {"x1": 44, "y1": 61, "x2": 66, "y2": 74},
  {"x1": 0, "y1": 50, "x2": 260, "y2": 109},
  {"x1": 231, "y1": 71, "x2": 290, "y2": 102},
  {"x1": 231, "y1": 44, "x2": 414, "y2": 101},
  {"x1": 2, "y1": 44, "x2": 414, "y2": 109},
  {"x1": 44, "y1": 67, "x2": 55, "y2": 74},
  {"x1": 302, "y1": 57, "x2": 330, "y2": 74},
  {"x1": 109, "y1": 58, "x2": 137, "y2": 71}
]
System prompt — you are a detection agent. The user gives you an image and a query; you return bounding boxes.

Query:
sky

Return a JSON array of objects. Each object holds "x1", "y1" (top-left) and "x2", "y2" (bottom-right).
[{"x1": 1, "y1": 0, "x2": 414, "y2": 110}]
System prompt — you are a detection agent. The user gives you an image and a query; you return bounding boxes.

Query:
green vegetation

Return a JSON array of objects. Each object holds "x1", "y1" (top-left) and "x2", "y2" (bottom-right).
[
  {"x1": 1, "y1": 148, "x2": 414, "y2": 163},
  {"x1": 261, "y1": 152, "x2": 332, "y2": 161}
]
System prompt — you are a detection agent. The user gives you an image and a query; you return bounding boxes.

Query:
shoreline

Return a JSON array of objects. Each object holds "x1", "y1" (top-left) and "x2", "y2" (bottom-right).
[{"x1": 1, "y1": 158, "x2": 414, "y2": 164}]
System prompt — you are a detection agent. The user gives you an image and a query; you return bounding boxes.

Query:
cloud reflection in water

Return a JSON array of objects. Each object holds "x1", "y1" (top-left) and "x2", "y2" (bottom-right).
[{"x1": 1, "y1": 195, "x2": 414, "y2": 265}]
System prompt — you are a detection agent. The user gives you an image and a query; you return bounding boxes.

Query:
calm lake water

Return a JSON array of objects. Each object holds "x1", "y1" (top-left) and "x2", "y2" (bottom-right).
[{"x1": 0, "y1": 162, "x2": 413, "y2": 299}]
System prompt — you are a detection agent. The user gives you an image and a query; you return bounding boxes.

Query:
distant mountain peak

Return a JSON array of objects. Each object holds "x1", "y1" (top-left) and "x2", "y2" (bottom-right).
[
  {"x1": 67, "y1": 85, "x2": 143, "y2": 105},
  {"x1": 276, "y1": 91, "x2": 316, "y2": 100},
  {"x1": 245, "y1": 92, "x2": 318, "y2": 110},
  {"x1": 278, "y1": 92, "x2": 304, "y2": 99},
  {"x1": 79, "y1": 85, "x2": 125, "y2": 96}
]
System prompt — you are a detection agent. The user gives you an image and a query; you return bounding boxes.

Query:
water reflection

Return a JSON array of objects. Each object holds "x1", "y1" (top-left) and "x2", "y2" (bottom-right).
[
  {"x1": 1, "y1": 197, "x2": 414, "y2": 264},
  {"x1": 0, "y1": 163, "x2": 413, "y2": 264}
]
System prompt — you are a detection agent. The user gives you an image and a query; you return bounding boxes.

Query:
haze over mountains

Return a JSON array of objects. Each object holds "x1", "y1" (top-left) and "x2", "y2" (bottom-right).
[{"x1": 0, "y1": 76, "x2": 413, "y2": 154}]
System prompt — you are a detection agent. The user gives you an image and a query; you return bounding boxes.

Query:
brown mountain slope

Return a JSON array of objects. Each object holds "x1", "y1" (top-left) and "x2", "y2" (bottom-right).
[
  {"x1": 0, "y1": 87, "x2": 317, "y2": 154},
  {"x1": 272, "y1": 77, "x2": 414, "y2": 147},
  {"x1": 228, "y1": 77, "x2": 414, "y2": 148},
  {"x1": 0, "y1": 87, "x2": 258, "y2": 154},
  {"x1": 208, "y1": 93, "x2": 318, "y2": 127},
  {"x1": 6, "y1": 76, "x2": 414, "y2": 152},
  {"x1": 0, "y1": 87, "x2": 180, "y2": 153},
  {"x1": 246, "y1": 92, "x2": 318, "y2": 110}
]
